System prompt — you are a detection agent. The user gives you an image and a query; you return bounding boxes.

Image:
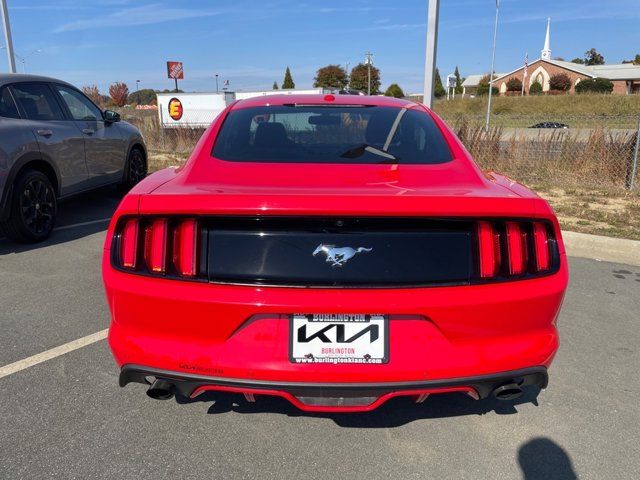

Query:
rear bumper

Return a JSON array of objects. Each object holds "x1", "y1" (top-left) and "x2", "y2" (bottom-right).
[{"x1": 120, "y1": 364, "x2": 548, "y2": 413}]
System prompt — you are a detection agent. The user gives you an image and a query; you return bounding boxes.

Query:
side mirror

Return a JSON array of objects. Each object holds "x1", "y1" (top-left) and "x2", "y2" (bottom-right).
[{"x1": 104, "y1": 110, "x2": 121, "y2": 123}]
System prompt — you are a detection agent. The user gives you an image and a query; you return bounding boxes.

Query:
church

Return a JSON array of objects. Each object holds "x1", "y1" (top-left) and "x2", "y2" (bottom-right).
[{"x1": 461, "y1": 19, "x2": 640, "y2": 96}]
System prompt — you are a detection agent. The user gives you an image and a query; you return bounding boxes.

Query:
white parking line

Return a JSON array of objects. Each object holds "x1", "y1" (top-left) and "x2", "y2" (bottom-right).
[{"x1": 0, "y1": 329, "x2": 108, "y2": 380}]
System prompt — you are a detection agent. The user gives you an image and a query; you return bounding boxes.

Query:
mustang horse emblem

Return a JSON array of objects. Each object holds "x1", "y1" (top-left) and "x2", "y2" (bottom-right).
[{"x1": 312, "y1": 244, "x2": 373, "y2": 267}]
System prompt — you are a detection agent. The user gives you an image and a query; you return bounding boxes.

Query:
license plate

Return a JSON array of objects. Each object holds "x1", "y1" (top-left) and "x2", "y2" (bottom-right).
[{"x1": 290, "y1": 314, "x2": 388, "y2": 364}]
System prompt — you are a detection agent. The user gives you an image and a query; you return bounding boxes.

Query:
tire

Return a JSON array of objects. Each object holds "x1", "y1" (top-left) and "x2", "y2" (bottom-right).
[
  {"x1": 119, "y1": 147, "x2": 147, "y2": 192},
  {"x1": 0, "y1": 169, "x2": 57, "y2": 243}
]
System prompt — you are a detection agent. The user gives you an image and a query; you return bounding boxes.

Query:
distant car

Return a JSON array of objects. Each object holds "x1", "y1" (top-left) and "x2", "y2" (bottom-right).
[
  {"x1": 530, "y1": 122, "x2": 569, "y2": 129},
  {"x1": 0, "y1": 74, "x2": 147, "y2": 242},
  {"x1": 337, "y1": 89, "x2": 366, "y2": 95},
  {"x1": 105, "y1": 94, "x2": 568, "y2": 413}
]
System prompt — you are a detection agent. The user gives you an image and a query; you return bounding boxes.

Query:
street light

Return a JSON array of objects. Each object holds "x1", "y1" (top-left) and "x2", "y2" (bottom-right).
[
  {"x1": 215, "y1": 74, "x2": 219, "y2": 93},
  {"x1": 364, "y1": 52, "x2": 373, "y2": 95},
  {"x1": 4, "y1": 48, "x2": 41, "y2": 73},
  {"x1": 136, "y1": 80, "x2": 140, "y2": 91},
  {"x1": 485, "y1": 0, "x2": 500, "y2": 131}
]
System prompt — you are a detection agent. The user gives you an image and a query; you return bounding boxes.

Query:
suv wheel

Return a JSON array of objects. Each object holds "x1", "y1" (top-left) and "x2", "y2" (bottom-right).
[
  {"x1": 119, "y1": 147, "x2": 147, "y2": 191},
  {"x1": 0, "y1": 169, "x2": 57, "y2": 243}
]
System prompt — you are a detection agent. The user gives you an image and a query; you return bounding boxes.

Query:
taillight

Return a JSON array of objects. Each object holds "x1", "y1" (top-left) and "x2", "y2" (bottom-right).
[
  {"x1": 115, "y1": 217, "x2": 202, "y2": 279},
  {"x1": 476, "y1": 220, "x2": 557, "y2": 281},
  {"x1": 172, "y1": 219, "x2": 199, "y2": 277},
  {"x1": 532, "y1": 222, "x2": 551, "y2": 272}
]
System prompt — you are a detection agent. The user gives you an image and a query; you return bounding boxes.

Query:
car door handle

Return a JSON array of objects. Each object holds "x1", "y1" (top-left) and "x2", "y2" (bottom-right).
[
  {"x1": 82, "y1": 128, "x2": 94, "y2": 135},
  {"x1": 37, "y1": 129, "x2": 53, "y2": 137}
]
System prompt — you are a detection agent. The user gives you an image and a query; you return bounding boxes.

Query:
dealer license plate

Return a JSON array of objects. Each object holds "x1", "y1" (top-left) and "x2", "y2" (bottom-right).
[{"x1": 290, "y1": 313, "x2": 388, "y2": 364}]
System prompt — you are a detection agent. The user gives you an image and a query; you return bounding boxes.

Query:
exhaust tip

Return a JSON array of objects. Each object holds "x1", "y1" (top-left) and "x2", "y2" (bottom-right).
[
  {"x1": 492, "y1": 382, "x2": 523, "y2": 401},
  {"x1": 147, "y1": 379, "x2": 175, "y2": 400}
]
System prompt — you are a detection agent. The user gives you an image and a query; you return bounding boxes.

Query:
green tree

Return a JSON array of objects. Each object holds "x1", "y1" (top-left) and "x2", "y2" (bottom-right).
[
  {"x1": 273, "y1": 81, "x2": 279, "y2": 90},
  {"x1": 349, "y1": 63, "x2": 381, "y2": 94},
  {"x1": 571, "y1": 57, "x2": 585, "y2": 64},
  {"x1": 506, "y1": 77, "x2": 522, "y2": 92},
  {"x1": 453, "y1": 66, "x2": 463, "y2": 94},
  {"x1": 584, "y1": 48, "x2": 605, "y2": 66},
  {"x1": 127, "y1": 88, "x2": 157, "y2": 106},
  {"x1": 434, "y1": 68, "x2": 446, "y2": 98},
  {"x1": 476, "y1": 74, "x2": 498, "y2": 96},
  {"x1": 313, "y1": 64, "x2": 349, "y2": 89},
  {"x1": 575, "y1": 77, "x2": 614, "y2": 94},
  {"x1": 622, "y1": 54, "x2": 640, "y2": 65},
  {"x1": 282, "y1": 67, "x2": 295, "y2": 89},
  {"x1": 384, "y1": 83, "x2": 405, "y2": 98},
  {"x1": 529, "y1": 81, "x2": 543, "y2": 95}
]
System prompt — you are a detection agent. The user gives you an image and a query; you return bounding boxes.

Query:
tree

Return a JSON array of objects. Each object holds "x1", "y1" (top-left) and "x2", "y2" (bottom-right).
[
  {"x1": 529, "y1": 81, "x2": 543, "y2": 95},
  {"x1": 384, "y1": 83, "x2": 405, "y2": 98},
  {"x1": 313, "y1": 64, "x2": 348, "y2": 89},
  {"x1": 506, "y1": 77, "x2": 523, "y2": 92},
  {"x1": 127, "y1": 88, "x2": 157, "y2": 106},
  {"x1": 622, "y1": 54, "x2": 640, "y2": 65},
  {"x1": 571, "y1": 57, "x2": 585, "y2": 64},
  {"x1": 584, "y1": 48, "x2": 605, "y2": 66},
  {"x1": 553, "y1": 56, "x2": 566, "y2": 61},
  {"x1": 434, "y1": 68, "x2": 446, "y2": 98},
  {"x1": 453, "y1": 66, "x2": 463, "y2": 94},
  {"x1": 109, "y1": 82, "x2": 129, "y2": 107},
  {"x1": 476, "y1": 74, "x2": 498, "y2": 96},
  {"x1": 282, "y1": 67, "x2": 295, "y2": 89},
  {"x1": 575, "y1": 77, "x2": 614, "y2": 94},
  {"x1": 549, "y1": 73, "x2": 571, "y2": 92},
  {"x1": 272, "y1": 81, "x2": 279, "y2": 90},
  {"x1": 349, "y1": 63, "x2": 381, "y2": 94},
  {"x1": 82, "y1": 85, "x2": 105, "y2": 107}
]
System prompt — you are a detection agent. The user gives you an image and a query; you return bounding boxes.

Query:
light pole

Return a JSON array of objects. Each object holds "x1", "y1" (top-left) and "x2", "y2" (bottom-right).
[
  {"x1": 1, "y1": 47, "x2": 40, "y2": 73},
  {"x1": 365, "y1": 52, "x2": 373, "y2": 95},
  {"x1": 0, "y1": 0, "x2": 16, "y2": 73},
  {"x1": 485, "y1": 0, "x2": 500, "y2": 132},
  {"x1": 423, "y1": 0, "x2": 439, "y2": 108},
  {"x1": 215, "y1": 74, "x2": 219, "y2": 93},
  {"x1": 136, "y1": 79, "x2": 140, "y2": 91}
]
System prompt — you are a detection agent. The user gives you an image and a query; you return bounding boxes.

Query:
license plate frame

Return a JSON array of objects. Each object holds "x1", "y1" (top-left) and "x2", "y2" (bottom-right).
[{"x1": 289, "y1": 313, "x2": 389, "y2": 364}]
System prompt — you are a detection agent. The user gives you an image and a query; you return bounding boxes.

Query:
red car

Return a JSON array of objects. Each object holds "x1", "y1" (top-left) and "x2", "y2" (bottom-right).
[{"x1": 103, "y1": 94, "x2": 568, "y2": 413}]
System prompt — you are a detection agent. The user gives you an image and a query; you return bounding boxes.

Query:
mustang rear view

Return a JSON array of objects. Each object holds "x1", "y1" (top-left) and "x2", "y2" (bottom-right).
[{"x1": 102, "y1": 94, "x2": 568, "y2": 413}]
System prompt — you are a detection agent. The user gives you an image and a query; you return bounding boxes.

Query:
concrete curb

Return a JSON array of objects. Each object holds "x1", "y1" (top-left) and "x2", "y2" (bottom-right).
[{"x1": 562, "y1": 231, "x2": 640, "y2": 266}]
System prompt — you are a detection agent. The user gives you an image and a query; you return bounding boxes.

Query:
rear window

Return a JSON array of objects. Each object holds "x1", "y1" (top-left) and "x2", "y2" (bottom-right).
[{"x1": 212, "y1": 105, "x2": 452, "y2": 164}]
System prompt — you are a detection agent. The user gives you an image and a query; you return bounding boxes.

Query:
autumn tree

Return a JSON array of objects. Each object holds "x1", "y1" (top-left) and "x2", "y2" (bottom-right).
[
  {"x1": 109, "y1": 82, "x2": 129, "y2": 107},
  {"x1": 506, "y1": 77, "x2": 523, "y2": 92},
  {"x1": 282, "y1": 67, "x2": 295, "y2": 89},
  {"x1": 349, "y1": 63, "x2": 381, "y2": 94},
  {"x1": 82, "y1": 85, "x2": 104, "y2": 107},
  {"x1": 549, "y1": 73, "x2": 571, "y2": 92},
  {"x1": 313, "y1": 64, "x2": 348, "y2": 89},
  {"x1": 384, "y1": 83, "x2": 405, "y2": 98}
]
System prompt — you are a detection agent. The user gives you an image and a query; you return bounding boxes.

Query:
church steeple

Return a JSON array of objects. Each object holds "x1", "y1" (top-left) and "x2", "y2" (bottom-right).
[{"x1": 541, "y1": 17, "x2": 551, "y2": 60}]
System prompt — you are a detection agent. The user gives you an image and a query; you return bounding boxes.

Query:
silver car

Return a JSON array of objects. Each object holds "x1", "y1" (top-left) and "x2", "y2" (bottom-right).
[{"x1": 0, "y1": 74, "x2": 146, "y2": 242}]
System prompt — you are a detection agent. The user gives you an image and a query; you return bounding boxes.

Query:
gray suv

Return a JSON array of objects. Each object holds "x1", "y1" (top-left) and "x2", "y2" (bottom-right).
[{"x1": 0, "y1": 74, "x2": 147, "y2": 242}]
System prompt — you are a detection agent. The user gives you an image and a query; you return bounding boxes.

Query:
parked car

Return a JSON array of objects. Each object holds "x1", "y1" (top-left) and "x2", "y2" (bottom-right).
[
  {"x1": 0, "y1": 74, "x2": 147, "y2": 242},
  {"x1": 104, "y1": 94, "x2": 568, "y2": 413},
  {"x1": 530, "y1": 122, "x2": 569, "y2": 129}
]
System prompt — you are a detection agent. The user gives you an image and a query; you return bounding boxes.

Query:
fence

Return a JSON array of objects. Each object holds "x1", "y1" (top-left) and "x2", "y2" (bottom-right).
[{"x1": 121, "y1": 109, "x2": 640, "y2": 191}]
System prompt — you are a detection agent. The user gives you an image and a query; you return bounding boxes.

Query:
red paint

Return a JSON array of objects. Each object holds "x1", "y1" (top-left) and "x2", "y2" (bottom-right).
[{"x1": 103, "y1": 95, "x2": 568, "y2": 413}]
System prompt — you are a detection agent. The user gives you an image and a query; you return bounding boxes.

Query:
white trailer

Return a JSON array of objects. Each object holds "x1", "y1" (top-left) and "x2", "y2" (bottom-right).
[
  {"x1": 234, "y1": 88, "x2": 327, "y2": 100},
  {"x1": 156, "y1": 92, "x2": 234, "y2": 128}
]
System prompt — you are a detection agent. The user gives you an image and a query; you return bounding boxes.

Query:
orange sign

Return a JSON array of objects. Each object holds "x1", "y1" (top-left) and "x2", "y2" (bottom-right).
[
  {"x1": 168, "y1": 98, "x2": 183, "y2": 121},
  {"x1": 166, "y1": 61, "x2": 184, "y2": 80}
]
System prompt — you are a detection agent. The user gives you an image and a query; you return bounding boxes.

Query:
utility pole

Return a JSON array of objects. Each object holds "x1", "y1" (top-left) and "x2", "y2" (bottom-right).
[
  {"x1": 423, "y1": 0, "x2": 439, "y2": 108},
  {"x1": 485, "y1": 0, "x2": 500, "y2": 132},
  {"x1": 365, "y1": 52, "x2": 373, "y2": 95},
  {"x1": 1, "y1": 0, "x2": 16, "y2": 73},
  {"x1": 136, "y1": 80, "x2": 140, "y2": 91},
  {"x1": 215, "y1": 74, "x2": 219, "y2": 93}
]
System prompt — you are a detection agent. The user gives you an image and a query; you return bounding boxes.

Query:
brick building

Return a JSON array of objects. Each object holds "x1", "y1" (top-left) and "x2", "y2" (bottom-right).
[{"x1": 462, "y1": 19, "x2": 640, "y2": 96}]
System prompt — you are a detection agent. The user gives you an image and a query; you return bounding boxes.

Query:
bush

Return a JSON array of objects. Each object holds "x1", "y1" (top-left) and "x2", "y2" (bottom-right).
[
  {"x1": 549, "y1": 73, "x2": 571, "y2": 92},
  {"x1": 506, "y1": 77, "x2": 523, "y2": 92},
  {"x1": 127, "y1": 88, "x2": 157, "y2": 106},
  {"x1": 384, "y1": 83, "x2": 405, "y2": 98},
  {"x1": 575, "y1": 77, "x2": 614, "y2": 94},
  {"x1": 529, "y1": 81, "x2": 543, "y2": 95},
  {"x1": 477, "y1": 75, "x2": 498, "y2": 96}
]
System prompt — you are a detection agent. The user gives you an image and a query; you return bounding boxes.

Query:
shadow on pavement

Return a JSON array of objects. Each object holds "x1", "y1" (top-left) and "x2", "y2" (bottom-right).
[
  {"x1": 176, "y1": 386, "x2": 542, "y2": 427},
  {"x1": 0, "y1": 186, "x2": 122, "y2": 255},
  {"x1": 518, "y1": 437, "x2": 578, "y2": 480}
]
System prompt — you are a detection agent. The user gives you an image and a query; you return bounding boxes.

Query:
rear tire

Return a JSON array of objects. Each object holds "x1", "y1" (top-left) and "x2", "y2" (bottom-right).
[
  {"x1": 119, "y1": 147, "x2": 147, "y2": 192},
  {"x1": 0, "y1": 169, "x2": 57, "y2": 243}
]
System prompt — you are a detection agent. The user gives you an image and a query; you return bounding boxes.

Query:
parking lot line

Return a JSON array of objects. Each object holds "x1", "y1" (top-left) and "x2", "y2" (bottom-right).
[{"x1": 0, "y1": 329, "x2": 108, "y2": 380}]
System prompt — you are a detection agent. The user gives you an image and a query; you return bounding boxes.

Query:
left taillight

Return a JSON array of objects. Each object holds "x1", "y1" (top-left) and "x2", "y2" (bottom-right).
[{"x1": 114, "y1": 217, "x2": 202, "y2": 279}]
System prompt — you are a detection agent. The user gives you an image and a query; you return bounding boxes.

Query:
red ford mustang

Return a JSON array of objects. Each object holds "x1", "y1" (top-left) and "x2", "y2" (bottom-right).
[{"x1": 103, "y1": 94, "x2": 568, "y2": 413}]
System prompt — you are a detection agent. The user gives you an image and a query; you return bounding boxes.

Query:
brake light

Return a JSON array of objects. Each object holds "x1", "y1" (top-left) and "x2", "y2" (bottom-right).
[
  {"x1": 172, "y1": 219, "x2": 199, "y2": 277},
  {"x1": 532, "y1": 222, "x2": 551, "y2": 271},
  {"x1": 120, "y1": 218, "x2": 139, "y2": 269},
  {"x1": 477, "y1": 221, "x2": 500, "y2": 278},
  {"x1": 505, "y1": 221, "x2": 527, "y2": 275},
  {"x1": 144, "y1": 218, "x2": 168, "y2": 273}
]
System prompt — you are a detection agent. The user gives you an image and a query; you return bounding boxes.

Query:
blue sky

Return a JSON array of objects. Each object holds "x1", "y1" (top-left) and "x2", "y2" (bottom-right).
[{"x1": 2, "y1": 0, "x2": 639, "y2": 94}]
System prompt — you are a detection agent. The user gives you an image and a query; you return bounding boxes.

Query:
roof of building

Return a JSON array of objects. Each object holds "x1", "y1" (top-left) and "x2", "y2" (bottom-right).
[
  {"x1": 461, "y1": 74, "x2": 506, "y2": 88},
  {"x1": 587, "y1": 63, "x2": 640, "y2": 80}
]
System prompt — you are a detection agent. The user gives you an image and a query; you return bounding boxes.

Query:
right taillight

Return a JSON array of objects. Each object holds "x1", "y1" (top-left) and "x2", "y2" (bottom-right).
[{"x1": 476, "y1": 220, "x2": 556, "y2": 281}]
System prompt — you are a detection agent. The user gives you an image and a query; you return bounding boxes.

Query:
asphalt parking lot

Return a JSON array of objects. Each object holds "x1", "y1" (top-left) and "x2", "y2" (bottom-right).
[{"x1": 1, "y1": 189, "x2": 639, "y2": 480}]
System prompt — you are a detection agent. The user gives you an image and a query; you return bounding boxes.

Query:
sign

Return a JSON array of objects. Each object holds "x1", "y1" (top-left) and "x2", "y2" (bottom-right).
[
  {"x1": 446, "y1": 74, "x2": 457, "y2": 89},
  {"x1": 166, "y1": 61, "x2": 184, "y2": 80},
  {"x1": 168, "y1": 97, "x2": 183, "y2": 121}
]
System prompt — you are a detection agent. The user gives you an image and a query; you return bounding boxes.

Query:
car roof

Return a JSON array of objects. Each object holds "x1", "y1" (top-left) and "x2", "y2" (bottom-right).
[
  {"x1": 232, "y1": 94, "x2": 421, "y2": 110},
  {"x1": 0, "y1": 73, "x2": 77, "y2": 89}
]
